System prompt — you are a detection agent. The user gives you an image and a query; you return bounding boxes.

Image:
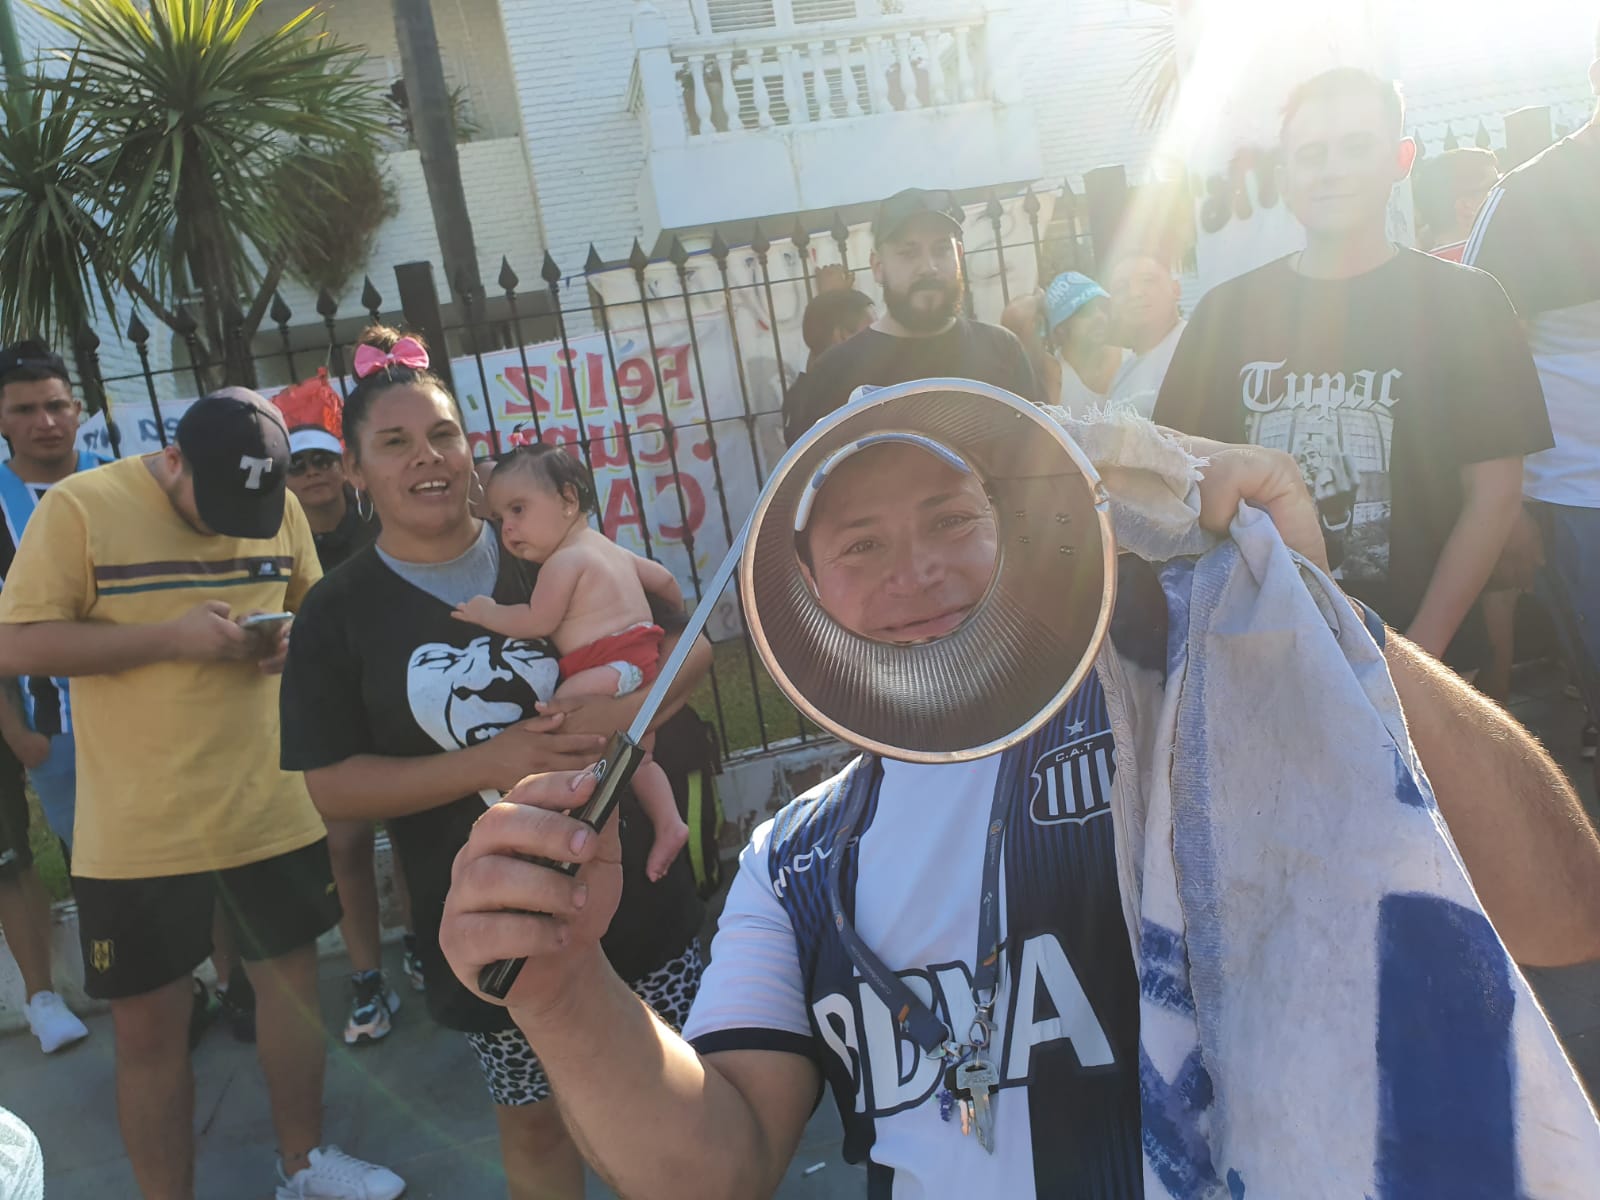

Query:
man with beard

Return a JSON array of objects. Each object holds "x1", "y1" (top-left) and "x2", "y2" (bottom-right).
[{"x1": 781, "y1": 189, "x2": 1043, "y2": 445}]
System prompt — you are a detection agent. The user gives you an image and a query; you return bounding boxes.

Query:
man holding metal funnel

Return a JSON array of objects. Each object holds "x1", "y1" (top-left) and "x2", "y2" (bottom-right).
[{"x1": 441, "y1": 382, "x2": 1600, "y2": 1197}]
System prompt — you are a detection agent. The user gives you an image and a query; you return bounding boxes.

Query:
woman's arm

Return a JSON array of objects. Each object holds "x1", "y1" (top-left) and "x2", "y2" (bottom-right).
[
  {"x1": 541, "y1": 632, "x2": 713, "y2": 738},
  {"x1": 304, "y1": 715, "x2": 608, "y2": 822}
]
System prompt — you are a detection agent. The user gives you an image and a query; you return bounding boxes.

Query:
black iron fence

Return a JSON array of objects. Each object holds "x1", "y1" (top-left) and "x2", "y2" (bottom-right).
[{"x1": 62, "y1": 178, "x2": 1135, "y2": 757}]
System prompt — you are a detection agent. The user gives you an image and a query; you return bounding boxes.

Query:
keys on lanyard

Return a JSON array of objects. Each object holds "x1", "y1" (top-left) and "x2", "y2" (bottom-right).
[
  {"x1": 827, "y1": 756, "x2": 1013, "y2": 1155},
  {"x1": 947, "y1": 1058, "x2": 1000, "y2": 1152}
]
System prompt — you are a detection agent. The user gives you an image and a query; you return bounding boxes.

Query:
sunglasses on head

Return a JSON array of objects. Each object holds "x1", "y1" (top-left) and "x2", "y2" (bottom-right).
[{"x1": 288, "y1": 451, "x2": 341, "y2": 475}]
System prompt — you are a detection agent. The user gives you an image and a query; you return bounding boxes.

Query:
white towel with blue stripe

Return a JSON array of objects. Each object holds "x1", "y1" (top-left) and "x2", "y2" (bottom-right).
[
  {"x1": 1137, "y1": 495, "x2": 1600, "y2": 1200},
  {"x1": 1057, "y1": 408, "x2": 1600, "y2": 1198}
]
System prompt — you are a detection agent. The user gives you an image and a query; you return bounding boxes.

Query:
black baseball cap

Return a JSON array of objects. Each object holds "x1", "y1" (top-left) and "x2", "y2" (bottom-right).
[
  {"x1": 175, "y1": 387, "x2": 290, "y2": 539},
  {"x1": 871, "y1": 188, "x2": 965, "y2": 246},
  {"x1": 0, "y1": 341, "x2": 70, "y2": 385}
]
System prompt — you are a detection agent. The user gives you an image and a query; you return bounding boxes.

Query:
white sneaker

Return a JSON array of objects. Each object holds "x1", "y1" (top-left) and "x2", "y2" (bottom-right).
[
  {"x1": 275, "y1": 1145, "x2": 405, "y2": 1199},
  {"x1": 25, "y1": 991, "x2": 89, "y2": 1054}
]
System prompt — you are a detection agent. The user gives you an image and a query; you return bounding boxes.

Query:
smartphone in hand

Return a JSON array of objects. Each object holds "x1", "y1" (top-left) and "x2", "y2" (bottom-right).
[{"x1": 237, "y1": 612, "x2": 293, "y2": 632}]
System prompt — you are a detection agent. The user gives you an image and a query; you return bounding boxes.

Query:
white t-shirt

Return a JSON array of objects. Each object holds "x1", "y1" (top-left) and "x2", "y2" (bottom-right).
[
  {"x1": 683, "y1": 674, "x2": 1140, "y2": 1198},
  {"x1": 1056, "y1": 350, "x2": 1131, "y2": 417},
  {"x1": 1110, "y1": 320, "x2": 1188, "y2": 419},
  {"x1": 1462, "y1": 136, "x2": 1600, "y2": 507}
]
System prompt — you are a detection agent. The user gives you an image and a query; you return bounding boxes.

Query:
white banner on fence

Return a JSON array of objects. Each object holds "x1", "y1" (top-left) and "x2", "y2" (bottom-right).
[
  {"x1": 584, "y1": 194, "x2": 1054, "y2": 428},
  {"x1": 73, "y1": 315, "x2": 764, "y2": 641}
]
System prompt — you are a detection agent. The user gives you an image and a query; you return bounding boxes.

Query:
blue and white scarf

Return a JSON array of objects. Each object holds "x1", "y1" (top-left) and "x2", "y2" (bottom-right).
[{"x1": 1064, "y1": 409, "x2": 1600, "y2": 1198}]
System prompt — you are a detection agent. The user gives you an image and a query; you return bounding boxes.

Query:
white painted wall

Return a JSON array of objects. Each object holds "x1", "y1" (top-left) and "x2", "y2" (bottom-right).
[
  {"x1": 502, "y1": 0, "x2": 688, "y2": 272},
  {"x1": 509, "y1": 0, "x2": 1159, "y2": 269}
]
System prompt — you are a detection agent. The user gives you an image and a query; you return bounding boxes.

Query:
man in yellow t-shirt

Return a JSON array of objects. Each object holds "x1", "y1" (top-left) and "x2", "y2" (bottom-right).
[{"x1": 0, "y1": 389, "x2": 403, "y2": 1200}]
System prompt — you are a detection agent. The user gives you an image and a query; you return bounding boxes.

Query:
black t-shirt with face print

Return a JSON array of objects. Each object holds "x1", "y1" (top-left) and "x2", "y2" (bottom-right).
[{"x1": 280, "y1": 541, "x2": 704, "y2": 1033}]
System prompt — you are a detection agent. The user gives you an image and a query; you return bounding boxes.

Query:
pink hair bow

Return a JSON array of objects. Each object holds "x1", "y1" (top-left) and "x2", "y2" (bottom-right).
[{"x1": 352, "y1": 336, "x2": 429, "y2": 380}]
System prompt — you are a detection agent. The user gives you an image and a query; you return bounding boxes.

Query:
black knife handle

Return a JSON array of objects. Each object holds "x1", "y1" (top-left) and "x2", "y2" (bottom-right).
[{"x1": 477, "y1": 731, "x2": 646, "y2": 1000}]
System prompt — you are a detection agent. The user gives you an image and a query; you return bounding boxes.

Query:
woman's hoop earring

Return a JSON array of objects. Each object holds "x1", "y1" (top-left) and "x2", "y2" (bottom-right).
[
  {"x1": 468, "y1": 470, "x2": 487, "y2": 512},
  {"x1": 355, "y1": 490, "x2": 374, "y2": 522}
]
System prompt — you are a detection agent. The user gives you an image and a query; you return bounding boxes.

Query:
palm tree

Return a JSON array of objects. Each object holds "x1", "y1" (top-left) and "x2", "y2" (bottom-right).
[
  {"x1": 0, "y1": 54, "x2": 121, "y2": 346},
  {"x1": 391, "y1": 0, "x2": 482, "y2": 322},
  {"x1": 1131, "y1": 0, "x2": 1178, "y2": 131},
  {"x1": 1, "y1": 0, "x2": 389, "y2": 385}
]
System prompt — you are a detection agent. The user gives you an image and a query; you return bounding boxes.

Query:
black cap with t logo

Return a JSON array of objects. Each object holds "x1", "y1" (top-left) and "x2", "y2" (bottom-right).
[
  {"x1": 870, "y1": 188, "x2": 965, "y2": 246},
  {"x1": 174, "y1": 387, "x2": 290, "y2": 539}
]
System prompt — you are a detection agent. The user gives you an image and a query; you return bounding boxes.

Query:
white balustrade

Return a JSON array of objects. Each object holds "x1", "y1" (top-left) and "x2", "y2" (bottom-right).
[
  {"x1": 751, "y1": 51, "x2": 776, "y2": 128},
  {"x1": 687, "y1": 53, "x2": 713, "y2": 135},
  {"x1": 651, "y1": 7, "x2": 989, "y2": 140}
]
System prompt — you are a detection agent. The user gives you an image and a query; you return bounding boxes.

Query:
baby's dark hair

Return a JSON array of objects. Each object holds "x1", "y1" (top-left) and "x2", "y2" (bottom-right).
[
  {"x1": 343, "y1": 325, "x2": 456, "y2": 456},
  {"x1": 491, "y1": 443, "x2": 598, "y2": 514}
]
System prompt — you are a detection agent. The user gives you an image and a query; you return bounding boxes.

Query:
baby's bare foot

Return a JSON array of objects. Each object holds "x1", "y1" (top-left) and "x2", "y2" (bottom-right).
[{"x1": 646, "y1": 816, "x2": 691, "y2": 882}]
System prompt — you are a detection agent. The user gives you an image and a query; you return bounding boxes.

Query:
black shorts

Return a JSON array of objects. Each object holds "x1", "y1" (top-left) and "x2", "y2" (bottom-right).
[
  {"x1": 74, "y1": 839, "x2": 342, "y2": 1001},
  {"x1": 0, "y1": 737, "x2": 33, "y2": 882}
]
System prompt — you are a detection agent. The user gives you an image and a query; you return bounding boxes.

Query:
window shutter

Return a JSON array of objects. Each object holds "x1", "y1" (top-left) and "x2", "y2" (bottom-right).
[
  {"x1": 791, "y1": 0, "x2": 858, "y2": 23},
  {"x1": 706, "y1": 0, "x2": 857, "y2": 32},
  {"x1": 707, "y1": 0, "x2": 778, "y2": 32}
]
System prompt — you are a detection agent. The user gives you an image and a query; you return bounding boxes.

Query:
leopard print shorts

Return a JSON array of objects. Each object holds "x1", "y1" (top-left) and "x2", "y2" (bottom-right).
[{"x1": 465, "y1": 937, "x2": 705, "y2": 1107}]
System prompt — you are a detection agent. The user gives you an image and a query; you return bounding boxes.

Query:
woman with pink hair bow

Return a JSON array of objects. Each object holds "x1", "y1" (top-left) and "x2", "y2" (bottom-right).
[{"x1": 279, "y1": 325, "x2": 713, "y2": 1199}]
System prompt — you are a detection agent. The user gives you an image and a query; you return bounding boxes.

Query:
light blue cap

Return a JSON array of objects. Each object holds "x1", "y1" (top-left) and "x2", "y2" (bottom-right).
[
  {"x1": 793, "y1": 433, "x2": 971, "y2": 533},
  {"x1": 1044, "y1": 271, "x2": 1109, "y2": 331}
]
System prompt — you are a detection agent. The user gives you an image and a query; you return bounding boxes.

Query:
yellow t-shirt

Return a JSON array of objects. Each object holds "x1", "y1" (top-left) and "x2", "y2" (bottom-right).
[{"x1": 0, "y1": 456, "x2": 327, "y2": 878}]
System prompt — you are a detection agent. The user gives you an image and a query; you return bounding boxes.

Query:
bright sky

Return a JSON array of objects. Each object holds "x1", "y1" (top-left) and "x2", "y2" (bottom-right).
[{"x1": 1163, "y1": 0, "x2": 1596, "y2": 170}]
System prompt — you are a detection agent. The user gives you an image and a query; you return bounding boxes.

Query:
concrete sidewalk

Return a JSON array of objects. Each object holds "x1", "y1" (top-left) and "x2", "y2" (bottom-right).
[
  {"x1": 0, "y1": 941, "x2": 863, "y2": 1199},
  {"x1": 3, "y1": 662, "x2": 1597, "y2": 1197}
]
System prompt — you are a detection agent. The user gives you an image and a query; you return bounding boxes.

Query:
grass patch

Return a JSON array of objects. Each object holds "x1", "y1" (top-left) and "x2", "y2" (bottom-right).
[
  {"x1": 689, "y1": 637, "x2": 821, "y2": 755},
  {"x1": 26, "y1": 789, "x2": 70, "y2": 901}
]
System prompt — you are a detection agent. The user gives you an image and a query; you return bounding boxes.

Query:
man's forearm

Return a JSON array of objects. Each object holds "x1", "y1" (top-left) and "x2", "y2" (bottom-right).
[
  {"x1": 0, "y1": 620, "x2": 178, "y2": 678},
  {"x1": 1407, "y1": 462, "x2": 1521, "y2": 657},
  {"x1": 509, "y1": 948, "x2": 798, "y2": 1200},
  {"x1": 1387, "y1": 629, "x2": 1600, "y2": 965}
]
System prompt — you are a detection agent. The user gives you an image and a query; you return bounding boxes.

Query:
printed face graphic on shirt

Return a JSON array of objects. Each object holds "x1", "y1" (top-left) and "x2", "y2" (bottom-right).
[
  {"x1": 406, "y1": 635, "x2": 560, "y2": 755},
  {"x1": 1239, "y1": 358, "x2": 1400, "y2": 581}
]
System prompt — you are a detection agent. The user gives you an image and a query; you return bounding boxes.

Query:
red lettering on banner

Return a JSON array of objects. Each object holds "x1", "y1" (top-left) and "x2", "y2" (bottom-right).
[
  {"x1": 616, "y1": 357, "x2": 654, "y2": 407},
  {"x1": 632, "y1": 413, "x2": 675, "y2": 465},
  {"x1": 588, "y1": 422, "x2": 631, "y2": 468},
  {"x1": 601, "y1": 477, "x2": 646, "y2": 541},
  {"x1": 655, "y1": 345, "x2": 695, "y2": 406},
  {"x1": 656, "y1": 471, "x2": 706, "y2": 543},
  {"x1": 467, "y1": 431, "x2": 497, "y2": 459},
  {"x1": 501, "y1": 366, "x2": 549, "y2": 416},
  {"x1": 587, "y1": 352, "x2": 609, "y2": 416},
  {"x1": 540, "y1": 424, "x2": 581, "y2": 454}
]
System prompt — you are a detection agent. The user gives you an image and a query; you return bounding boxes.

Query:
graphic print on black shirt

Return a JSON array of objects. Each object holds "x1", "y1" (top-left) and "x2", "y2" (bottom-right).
[
  {"x1": 781, "y1": 318, "x2": 1044, "y2": 445},
  {"x1": 280, "y1": 542, "x2": 702, "y2": 1033},
  {"x1": 1153, "y1": 249, "x2": 1550, "y2": 643}
]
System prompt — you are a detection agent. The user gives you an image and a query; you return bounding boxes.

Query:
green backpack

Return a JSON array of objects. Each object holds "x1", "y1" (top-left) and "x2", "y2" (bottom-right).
[{"x1": 651, "y1": 706, "x2": 725, "y2": 899}]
